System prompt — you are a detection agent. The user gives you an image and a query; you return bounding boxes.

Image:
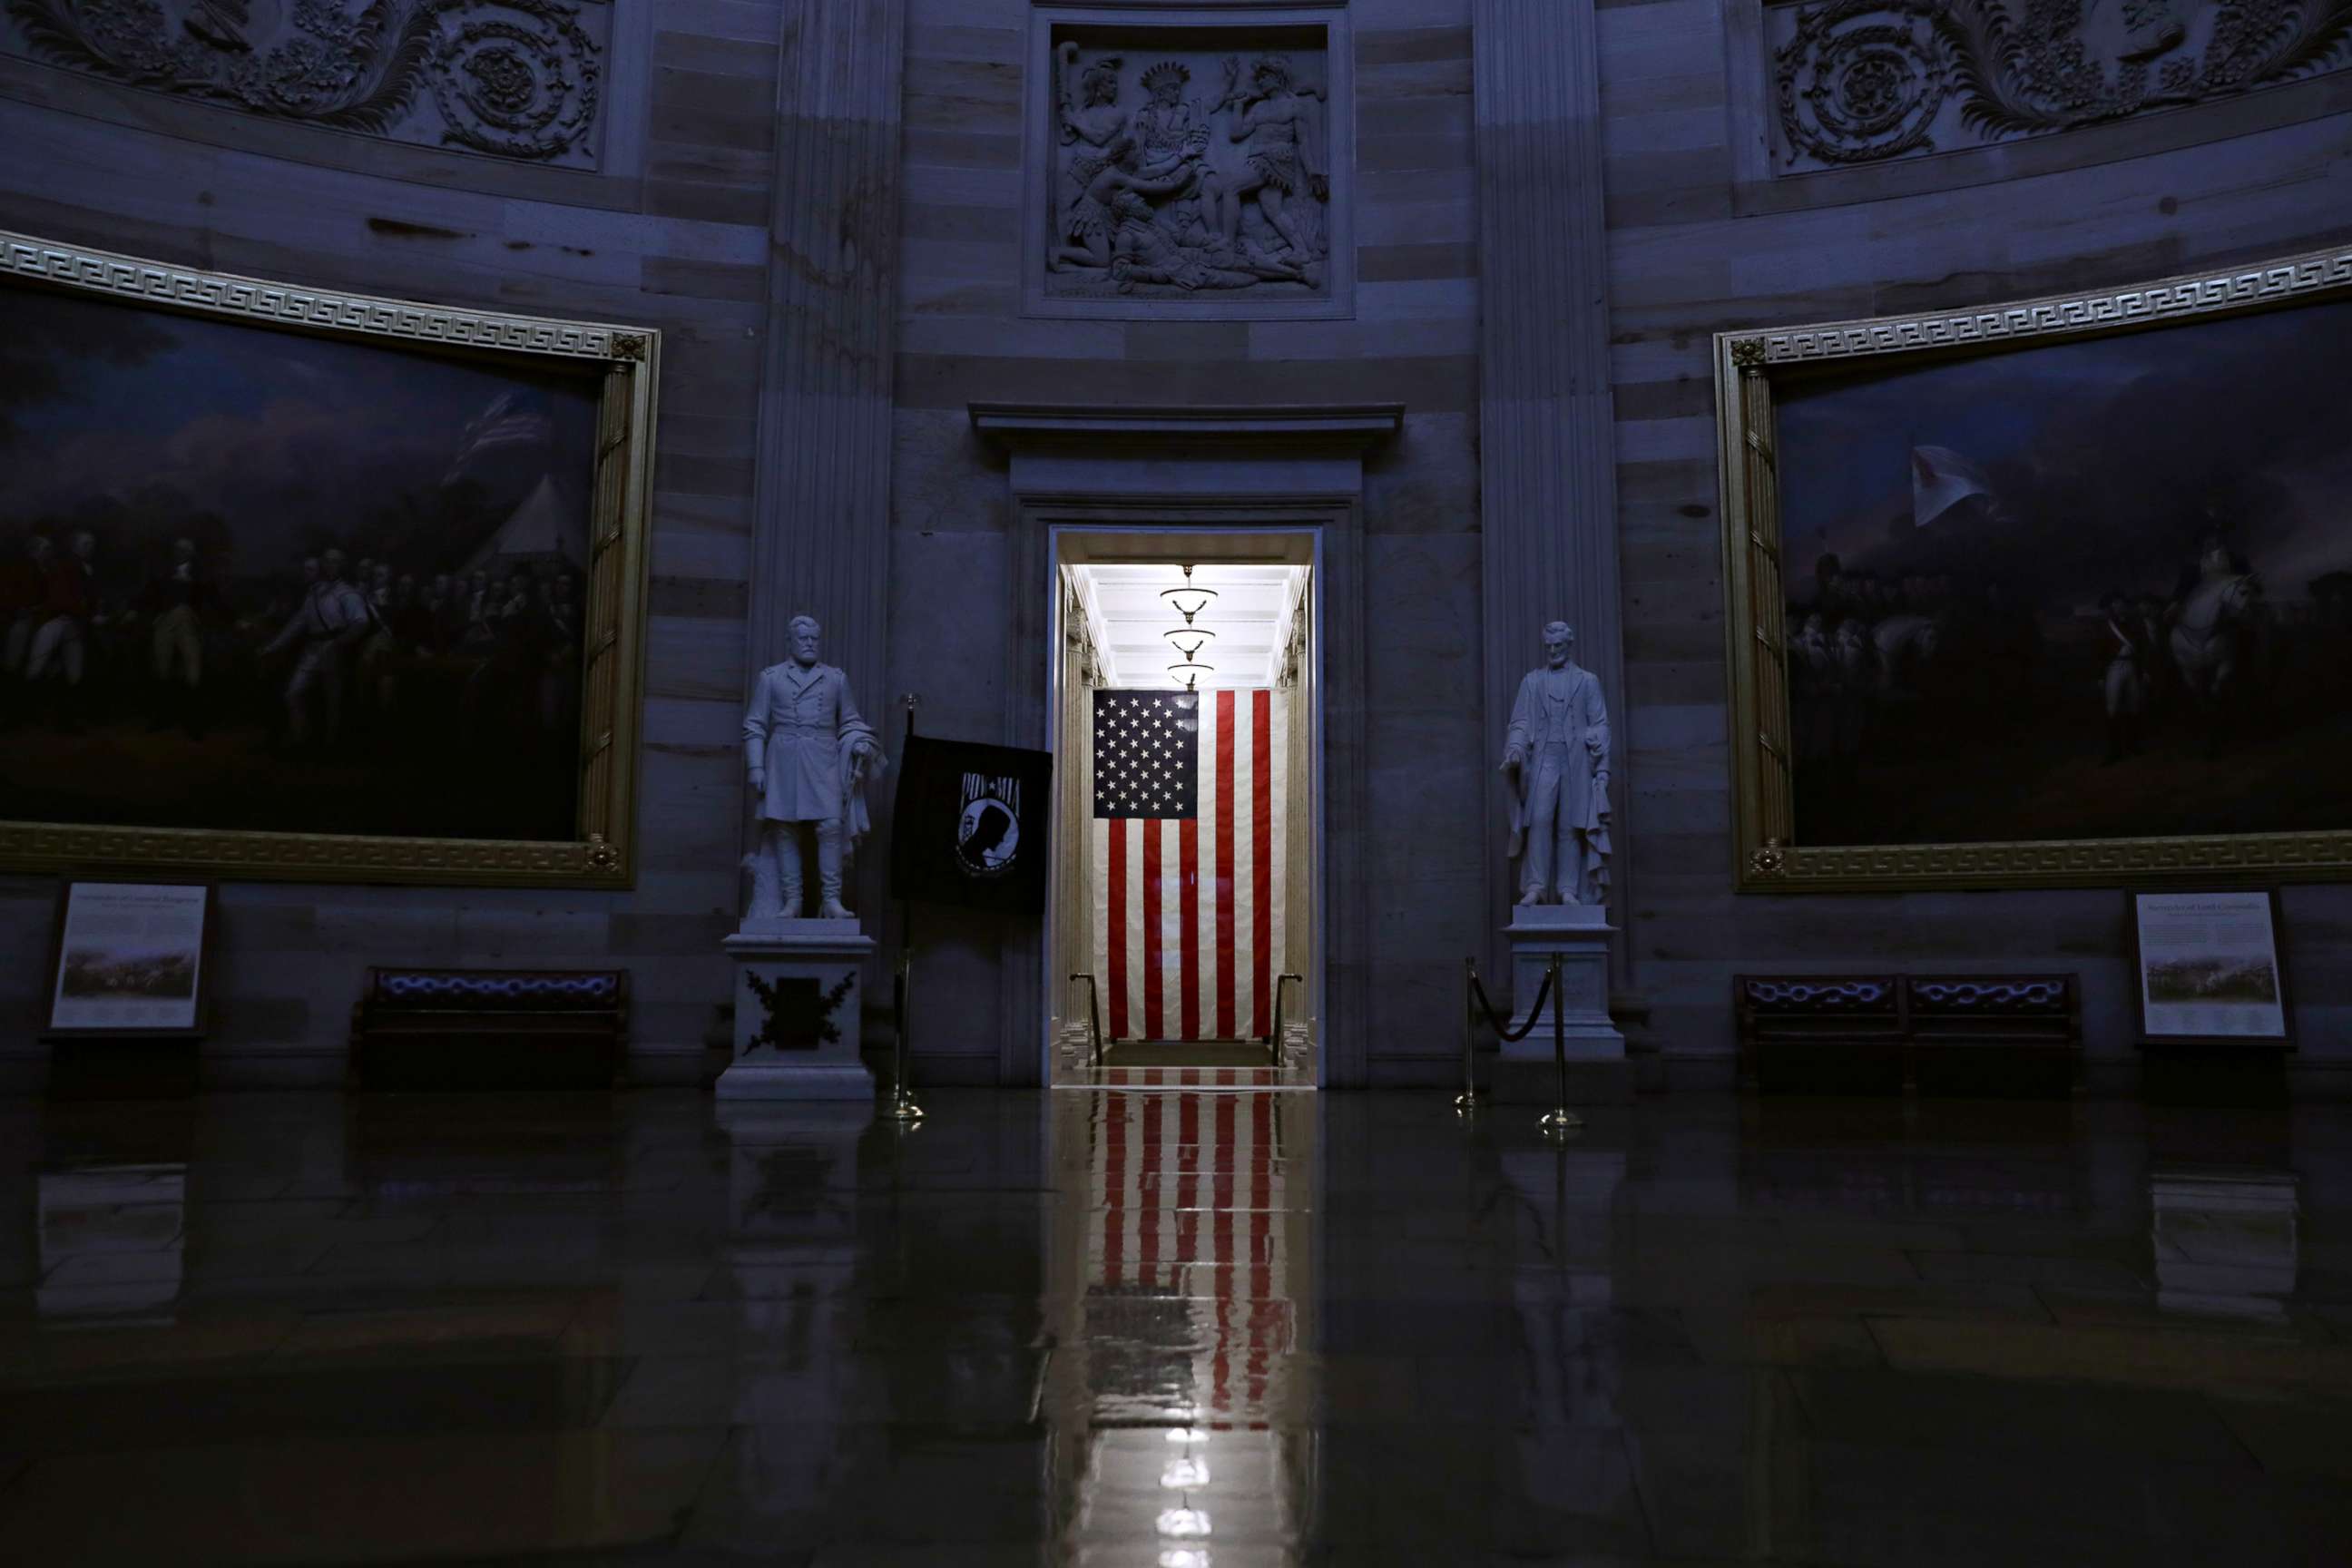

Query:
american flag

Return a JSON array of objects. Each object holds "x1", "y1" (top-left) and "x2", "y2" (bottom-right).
[
  {"x1": 1091, "y1": 688, "x2": 1288, "y2": 1042},
  {"x1": 443, "y1": 391, "x2": 555, "y2": 485}
]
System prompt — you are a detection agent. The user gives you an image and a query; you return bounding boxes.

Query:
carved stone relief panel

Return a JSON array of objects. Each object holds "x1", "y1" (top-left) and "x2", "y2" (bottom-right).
[
  {"x1": 2, "y1": 0, "x2": 611, "y2": 166},
  {"x1": 1025, "y1": 6, "x2": 1354, "y2": 319},
  {"x1": 1766, "y1": 0, "x2": 2352, "y2": 172}
]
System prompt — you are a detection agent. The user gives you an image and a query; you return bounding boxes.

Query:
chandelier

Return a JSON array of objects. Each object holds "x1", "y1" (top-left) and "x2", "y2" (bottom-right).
[
  {"x1": 1157, "y1": 565, "x2": 1219, "y2": 689},
  {"x1": 1159, "y1": 564, "x2": 1218, "y2": 622},
  {"x1": 1166, "y1": 630, "x2": 1215, "y2": 690}
]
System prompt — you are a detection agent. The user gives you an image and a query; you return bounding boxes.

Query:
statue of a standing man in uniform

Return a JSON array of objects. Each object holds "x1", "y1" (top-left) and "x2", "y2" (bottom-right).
[
  {"x1": 743, "y1": 614, "x2": 882, "y2": 920},
  {"x1": 1502, "y1": 621, "x2": 1612, "y2": 906}
]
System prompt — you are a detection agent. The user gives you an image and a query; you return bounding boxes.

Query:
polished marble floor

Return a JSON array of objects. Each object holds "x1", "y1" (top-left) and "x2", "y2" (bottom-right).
[{"x1": 1, "y1": 1085, "x2": 2348, "y2": 1565}]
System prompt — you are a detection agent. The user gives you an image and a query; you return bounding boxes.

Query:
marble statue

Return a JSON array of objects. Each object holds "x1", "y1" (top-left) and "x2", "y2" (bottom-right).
[
  {"x1": 1501, "y1": 621, "x2": 1612, "y2": 906},
  {"x1": 1046, "y1": 44, "x2": 1329, "y2": 299},
  {"x1": 742, "y1": 614, "x2": 882, "y2": 921}
]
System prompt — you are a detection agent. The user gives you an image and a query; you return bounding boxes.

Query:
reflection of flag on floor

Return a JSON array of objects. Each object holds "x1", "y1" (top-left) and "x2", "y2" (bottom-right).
[
  {"x1": 1086, "y1": 1089, "x2": 1292, "y2": 1424},
  {"x1": 1092, "y1": 688, "x2": 1287, "y2": 1043},
  {"x1": 445, "y1": 392, "x2": 555, "y2": 485},
  {"x1": 1911, "y1": 445, "x2": 1994, "y2": 528}
]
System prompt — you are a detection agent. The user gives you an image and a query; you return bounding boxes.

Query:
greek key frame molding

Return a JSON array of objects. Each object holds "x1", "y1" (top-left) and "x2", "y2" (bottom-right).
[
  {"x1": 0, "y1": 230, "x2": 661, "y2": 888},
  {"x1": 1714, "y1": 242, "x2": 2352, "y2": 892}
]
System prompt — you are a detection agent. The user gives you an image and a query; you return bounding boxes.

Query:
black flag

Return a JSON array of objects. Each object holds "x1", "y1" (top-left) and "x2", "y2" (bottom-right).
[{"x1": 889, "y1": 734, "x2": 1054, "y2": 913}]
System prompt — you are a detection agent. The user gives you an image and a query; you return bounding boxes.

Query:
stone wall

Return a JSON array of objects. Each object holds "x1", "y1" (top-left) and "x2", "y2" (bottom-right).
[
  {"x1": 0, "y1": 0, "x2": 779, "y2": 1088},
  {"x1": 1597, "y1": 0, "x2": 2352, "y2": 1092}
]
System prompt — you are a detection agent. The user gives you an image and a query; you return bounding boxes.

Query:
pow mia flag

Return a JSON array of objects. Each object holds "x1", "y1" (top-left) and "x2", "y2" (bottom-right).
[{"x1": 890, "y1": 734, "x2": 1053, "y2": 914}]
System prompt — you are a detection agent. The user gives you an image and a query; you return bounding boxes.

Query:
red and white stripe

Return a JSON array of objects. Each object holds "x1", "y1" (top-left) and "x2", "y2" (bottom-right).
[
  {"x1": 1087, "y1": 1089, "x2": 1293, "y2": 1424},
  {"x1": 1092, "y1": 687, "x2": 1287, "y2": 1042}
]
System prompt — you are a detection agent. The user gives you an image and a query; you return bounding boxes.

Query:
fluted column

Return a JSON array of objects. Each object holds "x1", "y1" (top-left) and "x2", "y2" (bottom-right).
[
  {"x1": 749, "y1": 0, "x2": 906, "y2": 696},
  {"x1": 1474, "y1": 0, "x2": 1630, "y2": 972}
]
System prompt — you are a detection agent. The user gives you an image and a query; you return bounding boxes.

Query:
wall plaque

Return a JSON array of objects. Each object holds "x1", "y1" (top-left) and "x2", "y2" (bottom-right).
[{"x1": 1024, "y1": 5, "x2": 1354, "y2": 319}]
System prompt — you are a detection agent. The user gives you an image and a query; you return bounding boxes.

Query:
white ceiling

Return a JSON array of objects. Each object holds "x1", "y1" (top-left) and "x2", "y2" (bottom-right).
[{"x1": 1072, "y1": 563, "x2": 1306, "y2": 690}]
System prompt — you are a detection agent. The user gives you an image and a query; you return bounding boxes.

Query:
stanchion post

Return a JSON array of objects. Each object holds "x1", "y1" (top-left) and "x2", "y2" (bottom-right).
[
  {"x1": 890, "y1": 944, "x2": 925, "y2": 1122},
  {"x1": 1269, "y1": 975, "x2": 1283, "y2": 1069},
  {"x1": 1539, "y1": 952, "x2": 1583, "y2": 1136},
  {"x1": 1455, "y1": 956, "x2": 1484, "y2": 1111},
  {"x1": 888, "y1": 692, "x2": 925, "y2": 1124},
  {"x1": 1070, "y1": 974, "x2": 1103, "y2": 1070}
]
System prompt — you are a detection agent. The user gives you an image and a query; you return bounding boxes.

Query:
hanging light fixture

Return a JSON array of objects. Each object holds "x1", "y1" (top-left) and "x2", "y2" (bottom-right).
[
  {"x1": 1159, "y1": 564, "x2": 1218, "y2": 623},
  {"x1": 1165, "y1": 628, "x2": 1215, "y2": 690}
]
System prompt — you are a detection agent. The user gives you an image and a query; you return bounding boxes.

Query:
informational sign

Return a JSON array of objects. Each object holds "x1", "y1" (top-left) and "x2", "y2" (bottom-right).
[
  {"x1": 2131, "y1": 890, "x2": 2288, "y2": 1044},
  {"x1": 46, "y1": 882, "x2": 212, "y2": 1034}
]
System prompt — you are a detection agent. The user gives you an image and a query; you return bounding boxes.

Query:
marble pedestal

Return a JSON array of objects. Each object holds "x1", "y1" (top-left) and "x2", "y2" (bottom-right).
[
  {"x1": 1496, "y1": 904, "x2": 1630, "y2": 1105},
  {"x1": 718, "y1": 918, "x2": 876, "y2": 1100}
]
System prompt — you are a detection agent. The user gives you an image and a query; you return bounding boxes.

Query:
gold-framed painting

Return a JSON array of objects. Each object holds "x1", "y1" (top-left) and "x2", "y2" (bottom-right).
[
  {"x1": 0, "y1": 231, "x2": 657, "y2": 887},
  {"x1": 1716, "y1": 244, "x2": 2352, "y2": 892}
]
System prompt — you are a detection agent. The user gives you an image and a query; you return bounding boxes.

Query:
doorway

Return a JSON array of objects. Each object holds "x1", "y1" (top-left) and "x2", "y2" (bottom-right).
[{"x1": 1047, "y1": 529, "x2": 1320, "y2": 1086}]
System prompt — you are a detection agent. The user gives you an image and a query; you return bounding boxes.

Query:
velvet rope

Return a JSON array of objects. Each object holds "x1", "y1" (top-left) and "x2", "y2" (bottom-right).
[{"x1": 1468, "y1": 964, "x2": 1553, "y2": 1044}]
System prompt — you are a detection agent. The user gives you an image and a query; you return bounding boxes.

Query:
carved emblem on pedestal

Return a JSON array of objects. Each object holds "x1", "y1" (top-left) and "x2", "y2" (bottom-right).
[{"x1": 741, "y1": 969, "x2": 858, "y2": 1057}]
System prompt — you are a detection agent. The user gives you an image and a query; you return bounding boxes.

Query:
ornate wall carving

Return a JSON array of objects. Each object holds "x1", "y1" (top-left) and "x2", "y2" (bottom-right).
[
  {"x1": 2, "y1": 0, "x2": 609, "y2": 165},
  {"x1": 1025, "y1": 8, "x2": 1353, "y2": 319},
  {"x1": 1767, "y1": 0, "x2": 2352, "y2": 172}
]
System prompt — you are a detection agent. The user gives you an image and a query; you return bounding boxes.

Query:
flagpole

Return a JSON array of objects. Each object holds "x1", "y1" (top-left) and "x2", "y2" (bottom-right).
[{"x1": 888, "y1": 691, "x2": 925, "y2": 1124}]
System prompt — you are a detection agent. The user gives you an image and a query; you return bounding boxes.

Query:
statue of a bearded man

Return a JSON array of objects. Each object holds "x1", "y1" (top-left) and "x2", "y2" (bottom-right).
[
  {"x1": 1501, "y1": 620, "x2": 1612, "y2": 906},
  {"x1": 742, "y1": 613, "x2": 882, "y2": 920}
]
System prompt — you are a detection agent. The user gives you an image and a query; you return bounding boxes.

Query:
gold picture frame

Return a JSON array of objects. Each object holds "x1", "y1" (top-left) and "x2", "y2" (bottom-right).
[
  {"x1": 0, "y1": 230, "x2": 658, "y2": 887},
  {"x1": 1716, "y1": 243, "x2": 2352, "y2": 892}
]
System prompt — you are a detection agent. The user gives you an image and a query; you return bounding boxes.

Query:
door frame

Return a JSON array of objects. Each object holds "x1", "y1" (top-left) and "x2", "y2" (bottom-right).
[
  {"x1": 1047, "y1": 526, "x2": 1324, "y2": 1083},
  {"x1": 974, "y1": 400, "x2": 1397, "y2": 1087}
]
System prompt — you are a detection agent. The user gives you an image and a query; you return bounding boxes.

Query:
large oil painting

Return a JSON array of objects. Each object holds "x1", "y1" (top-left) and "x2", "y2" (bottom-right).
[
  {"x1": 1718, "y1": 247, "x2": 2352, "y2": 889},
  {"x1": 0, "y1": 234, "x2": 655, "y2": 886}
]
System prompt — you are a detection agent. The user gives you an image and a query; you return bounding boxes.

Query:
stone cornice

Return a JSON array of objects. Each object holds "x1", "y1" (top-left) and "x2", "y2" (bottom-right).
[{"x1": 968, "y1": 403, "x2": 1404, "y2": 450}]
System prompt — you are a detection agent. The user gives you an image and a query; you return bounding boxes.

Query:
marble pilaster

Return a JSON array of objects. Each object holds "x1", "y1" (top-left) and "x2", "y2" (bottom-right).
[
  {"x1": 1473, "y1": 2, "x2": 1630, "y2": 978},
  {"x1": 743, "y1": 0, "x2": 907, "y2": 947},
  {"x1": 748, "y1": 0, "x2": 907, "y2": 698}
]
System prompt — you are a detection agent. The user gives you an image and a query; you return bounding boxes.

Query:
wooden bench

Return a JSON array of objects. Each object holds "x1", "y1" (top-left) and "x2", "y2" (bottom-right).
[
  {"x1": 351, "y1": 967, "x2": 628, "y2": 1091},
  {"x1": 1735, "y1": 972, "x2": 2080, "y2": 1098},
  {"x1": 1735, "y1": 975, "x2": 1906, "y2": 1095},
  {"x1": 1906, "y1": 975, "x2": 2080, "y2": 1099}
]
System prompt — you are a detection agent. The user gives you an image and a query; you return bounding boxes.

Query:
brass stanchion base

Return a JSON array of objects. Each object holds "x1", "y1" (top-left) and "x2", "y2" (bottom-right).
[
  {"x1": 887, "y1": 1088, "x2": 925, "y2": 1123},
  {"x1": 1539, "y1": 1107, "x2": 1583, "y2": 1137},
  {"x1": 1453, "y1": 1090, "x2": 1485, "y2": 1112}
]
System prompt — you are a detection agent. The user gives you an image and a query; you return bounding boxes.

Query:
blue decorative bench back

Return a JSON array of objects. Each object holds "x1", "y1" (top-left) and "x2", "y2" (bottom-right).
[
  {"x1": 367, "y1": 968, "x2": 625, "y2": 1012},
  {"x1": 1740, "y1": 976, "x2": 1897, "y2": 1015},
  {"x1": 1907, "y1": 976, "x2": 2073, "y2": 1015}
]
